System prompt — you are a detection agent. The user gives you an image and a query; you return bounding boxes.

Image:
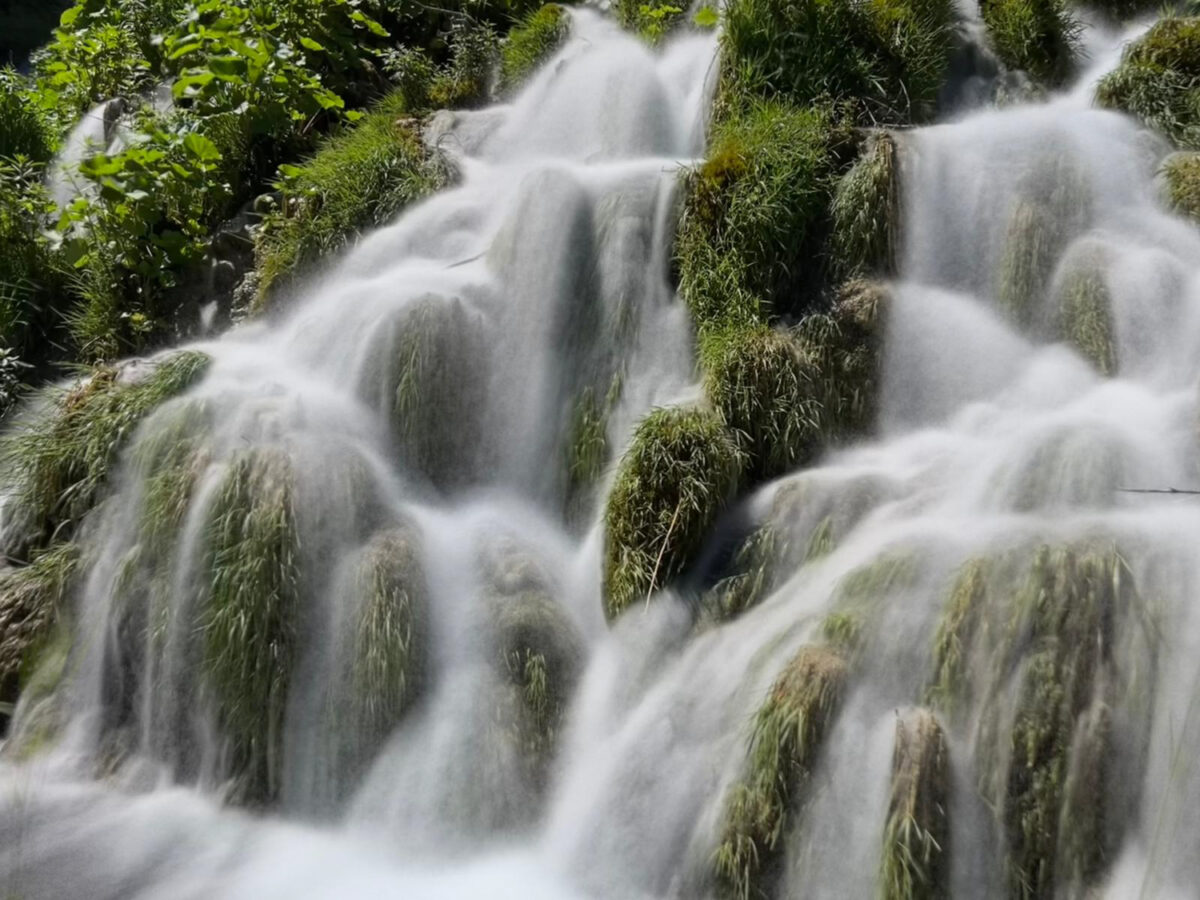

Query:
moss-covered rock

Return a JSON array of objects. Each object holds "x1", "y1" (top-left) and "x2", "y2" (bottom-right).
[
  {"x1": 714, "y1": 645, "x2": 848, "y2": 900},
  {"x1": 500, "y1": 4, "x2": 569, "y2": 93},
  {"x1": 603, "y1": 406, "x2": 744, "y2": 621},
  {"x1": 720, "y1": 0, "x2": 955, "y2": 125},
  {"x1": 1161, "y1": 151, "x2": 1200, "y2": 222},
  {"x1": 879, "y1": 708, "x2": 951, "y2": 900},
  {"x1": 703, "y1": 326, "x2": 822, "y2": 482},
  {"x1": 0, "y1": 351, "x2": 211, "y2": 559},
  {"x1": 1051, "y1": 242, "x2": 1116, "y2": 376},
  {"x1": 677, "y1": 102, "x2": 850, "y2": 334},
  {"x1": 979, "y1": 0, "x2": 1079, "y2": 87},
  {"x1": 199, "y1": 447, "x2": 299, "y2": 806},
  {"x1": 480, "y1": 539, "x2": 583, "y2": 783},
  {"x1": 253, "y1": 93, "x2": 449, "y2": 313},
  {"x1": 1097, "y1": 18, "x2": 1200, "y2": 149},
  {"x1": 831, "y1": 130, "x2": 900, "y2": 281}
]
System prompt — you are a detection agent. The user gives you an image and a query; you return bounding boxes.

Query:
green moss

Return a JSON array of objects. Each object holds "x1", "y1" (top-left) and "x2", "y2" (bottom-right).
[
  {"x1": 603, "y1": 406, "x2": 744, "y2": 621},
  {"x1": 0, "y1": 542, "x2": 78, "y2": 683},
  {"x1": 199, "y1": 447, "x2": 299, "y2": 806},
  {"x1": 879, "y1": 709, "x2": 951, "y2": 900},
  {"x1": 979, "y1": 0, "x2": 1079, "y2": 86},
  {"x1": 714, "y1": 645, "x2": 847, "y2": 900},
  {"x1": 346, "y1": 527, "x2": 428, "y2": 765},
  {"x1": 253, "y1": 92, "x2": 448, "y2": 312},
  {"x1": 1052, "y1": 245, "x2": 1116, "y2": 376},
  {"x1": 720, "y1": 0, "x2": 955, "y2": 125},
  {"x1": 500, "y1": 4, "x2": 568, "y2": 93},
  {"x1": 1097, "y1": 18, "x2": 1200, "y2": 150},
  {"x1": 0, "y1": 351, "x2": 211, "y2": 558},
  {"x1": 677, "y1": 102, "x2": 850, "y2": 334},
  {"x1": 703, "y1": 326, "x2": 822, "y2": 482},
  {"x1": 1162, "y1": 151, "x2": 1200, "y2": 222},
  {"x1": 831, "y1": 131, "x2": 900, "y2": 280}
]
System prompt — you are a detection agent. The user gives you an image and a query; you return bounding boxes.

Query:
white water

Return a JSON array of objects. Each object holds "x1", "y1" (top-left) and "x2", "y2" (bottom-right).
[{"x1": 6, "y1": 8, "x2": 1200, "y2": 900}]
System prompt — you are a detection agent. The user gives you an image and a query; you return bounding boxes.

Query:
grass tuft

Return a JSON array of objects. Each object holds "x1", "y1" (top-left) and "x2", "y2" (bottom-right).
[
  {"x1": 831, "y1": 131, "x2": 900, "y2": 280},
  {"x1": 499, "y1": 4, "x2": 569, "y2": 93},
  {"x1": 603, "y1": 406, "x2": 744, "y2": 620},
  {"x1": 979, "y1": 0, "x2": 1080, "y2": 86}
]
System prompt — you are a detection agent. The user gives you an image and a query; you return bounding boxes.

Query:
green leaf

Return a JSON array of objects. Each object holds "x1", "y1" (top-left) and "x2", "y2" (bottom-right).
[
  {"x1": 59, "y1": 6, "x2": 81, "y2": 28},
  {"x1": 209, "y1": 55, "x2": 246, "y2": 76},
  {"x1": 694, "y1": 6, "x2": 719, "y2": 27},
  {"x1": 299, "y1": 37, "x2": 326, "y2": 52},
  {"x1": 348, "y1": 10, "x2": 389, "y2": 36},
  {"x1": 277, "y1": 164, "x2": 305, "y2": 178},
  {"x1": 183, "y1": 133, "x2": 222, "y2": 163}
]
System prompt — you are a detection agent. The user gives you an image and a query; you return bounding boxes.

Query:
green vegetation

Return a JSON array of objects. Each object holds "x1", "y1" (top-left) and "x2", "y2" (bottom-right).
[
  {"x1": 1162, "y1": 151, "x2": 1200, "y2": 221},
  {"x1": 1052, "y1": 243, "x2": 1116, "y2": 375},
  {"x1": 714, "y1": 645, "x2": 847, "y2": 900},
  {"x1": 703, "y1": 327, "x2": 822, "y2": 482},
  {"x1": 831, "y1": 131, "x2": 900, "y2": 280},
  {"x1": 253, "y1": 95, "x2": 447, "y2": 311},
  {"x1": 677, "y1": 103, "x2": 850, "y2": 333},
  {"x1": 721, "y1": 0, "x2": 954, "y2": 125},
  {"x1": 0, "y1": 68, "x2": 55, "y2": 161},
  {"x1": 603, "y1": 407, "x2": 743, "y2": 620},
  {"x1": 0, "y1": 351, "x2": 210, "y2": 558},
  {"x1": 1097, "y1": 17, "x2": 1200, "y2": 149},
  {"x1": 616, "y1": 0, "x2": 688, "y2": 42},
  {"x1": 345, "y1": 527, "x2": 428, "y2": 773},
  {"x1": 879, "y1": 709, "x2": 950, "y2": 900},
  {"x1": 500, "y1": 4, "x2": 569, "y2": 93},
  {"x1": 0, "y1": 542, "x2": 79, "y2": 685},
  {"x1": 979, "y1": 0, "x2": 1080, "y2": 86},
  {"x1": 199, "y1": 447, "x2": 299, "y2": 806}
]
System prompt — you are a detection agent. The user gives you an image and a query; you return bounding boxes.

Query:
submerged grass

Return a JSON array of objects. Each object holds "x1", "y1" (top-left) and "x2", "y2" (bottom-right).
[
  {"x1": 714, "y1": 645, "x2": 847, "y2": 900},
  {"x1": 0, "y1": 542, "x2": 79, "y2": 683},
  {"x1": 199, "y1": 447, "x2": 299, "y2": 806}
]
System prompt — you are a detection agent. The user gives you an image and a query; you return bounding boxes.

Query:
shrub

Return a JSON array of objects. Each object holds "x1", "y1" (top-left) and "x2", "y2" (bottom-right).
[
  {"x1": 253, "y1": 93, "x2": 447, "y2": 310},
  {"x1": 1096, "y1": 17, "x2": 1200, "y2": 149},
  {"x1": 616, "y1": 0, "x2": 687, "y2": 42},
  {"x1": 0, "y1": 157, "x2": 63, "y2": 366},
  {"x1": 979, "y1": 0, "x2": 1080, "y2": 86},
  {"x1": 0, "y1": 69, "x2": 55, "y2": 161},
  {"x1": 429, "y1": 20, "x2": 500, "y2": 109},
  {"x1": 500, "y1": 4, "x2": 569, "y2": 93},
  {"x1": 720, "y1": 0, "x2": 955, "y2": 125},
  {"x1": 677, "y1": 102, "x2": 850, "y2": 334},
  {"x1": 603, "y1": 407, "x2": 743, "y2": 620}
]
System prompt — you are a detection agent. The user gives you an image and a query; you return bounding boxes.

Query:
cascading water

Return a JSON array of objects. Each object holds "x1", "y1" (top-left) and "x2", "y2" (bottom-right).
[{"x1": 5, "y1": 5, "x2": 1200, "y2": 899}]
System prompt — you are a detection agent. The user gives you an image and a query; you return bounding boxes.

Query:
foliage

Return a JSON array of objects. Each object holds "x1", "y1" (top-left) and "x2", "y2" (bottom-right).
[
  {"x1": 1096, "y1": 17, "x2": 1200, "y2": 149},
  {"x1": 720, "y1": 0, "x2": 955, "y2": 125},
  {"x1": 1162, "y1": 151, "x2": 1200, "y2": 222},
  {"x1": 980, "y1": 0, "x2": 1080, "y2": 86},
  {"x1": 714, "y1": 646, "x2": 847, "y2": 900},
  {"x1": 199, "y1": 447, "x2": 299, "y2": 806},
  {"x1": 0, "y1": 157, "x2": 63, "y2": 367},
  {"x1": 429, "y1": 20, "x2": 501, "y2": 109},
  {"x1": 254, "y1": 92, "x2": 447, "y2": 309},
  {"x1": 499, "y1": 3, "x2": 568, "y2": 92},
  {"x1": 603, "y1": 406, "x2": 744, "y2": 620},
  {"x1": 0, "y1": 68, "x2": 56, "y2": 161},
  {"x1": 677, "y1": 102, "x2": 850, "y2": 334},
  {"x1": 616, "y1": 0, "x2": 686, "y2": 42},
  {"x1": 0, "y1": 350, "x2": 210, "y2": 558}
]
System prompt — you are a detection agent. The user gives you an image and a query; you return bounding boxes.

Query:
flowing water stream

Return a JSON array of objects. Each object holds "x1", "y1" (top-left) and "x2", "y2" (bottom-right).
[{"x1": 3, "y1": 7, "x2": 1200, "y2": 899}]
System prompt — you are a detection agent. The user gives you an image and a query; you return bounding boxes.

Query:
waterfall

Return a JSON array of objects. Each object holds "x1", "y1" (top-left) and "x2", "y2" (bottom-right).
[{"x1": 4, "y1": 5, "x2": 1200, "y2": 899}]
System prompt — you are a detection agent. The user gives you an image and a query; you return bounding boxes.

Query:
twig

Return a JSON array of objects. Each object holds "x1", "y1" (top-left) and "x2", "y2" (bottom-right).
[
  {"x1": 1117, "y1": 487, "x2": 1200, "y2": 495},
  {"x1": 646, "y1": 498, "x2": 683, "y2": 609}
]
